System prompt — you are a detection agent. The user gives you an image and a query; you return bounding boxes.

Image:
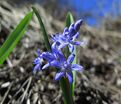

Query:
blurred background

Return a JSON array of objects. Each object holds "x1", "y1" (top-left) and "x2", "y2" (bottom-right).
[
  {"x1": 5, "y1": 0, "x2": 121, "y2": 27},
  {"x1": 43, "y1": 0, "x2": 121, "y2": 27},
  {"x1": 0, "y1": 0, "x2": 121, "y2": 104},
  {"x1": 58, "y1": 0, "x2": 121, "y2": 26}
]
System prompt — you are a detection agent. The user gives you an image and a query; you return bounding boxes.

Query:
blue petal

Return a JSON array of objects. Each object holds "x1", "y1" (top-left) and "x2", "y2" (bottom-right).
[
  {"x1": 42, "y1": 63, "x2": 50, "y2": 70},
  {"x1": 71, "y1": 64, "x2": 83, "y2": 72},
  {"x1": 42, "y1": 52, "x2": 55, "y2": 62},
  {"x1": 51, "y1": 42, "x2": 58, "y2": 49},
  {"x1": 58, "y1": 43, "x2": 68, "y2": 50},
  {"x1": 37, "y1": 49, "x2": 41, "y2": 56},
  {"x1": 69, "y1": 23, "x2": 74, "y2": 31},
  {"x1": 69, "y1": 26, "x2": 76, "y2": 37},
  {"x1": 68, "y1": 44, "x2": 74, "y2": 53},
  {"x1": 51, "y1": 34, "x2": 63, "y2": 44},
  {"x1": 66, "y1": 72, "x2": 73, "y2": 83},
  {"x1": 74, "y1": 19, "x2": 83, "y2": 31},
  {"x1": 72, "y1": 41, "x2": 81, "y2": 45},
  {"x1": 72, "y1": 32, "x2": 79, "y2": 40},
  {"x1": 63, "y1": 27, "x2": 69, "y2": 34},
  {"x1": 72, "y1": 40, "x2": 85, "y2": 46},
  {"x1": 50, "y1": 60, "x2": 61, "y2": 68},
  {"x1": 58, "y1": 52, "x2": 66, "y2": 62},
  {"x1": 67, "y1": 54, "x2": 75, "y2": 64},
  {"x1": 33, "y1": 64, "x2": 41, "y2": 72},
  {"x1": 52, "y1": 42, "x2": 59, "y2": 51},
  {"x1": 52, "y1": 46, "x2": 66, "y2": 62},
  {"x1": 51, "y1": 35, "x2": 57, "y2": 41},
  {"x1": 34, "y1": 57, "x2": 41, "y2": 64},
  {"x1": 55, "y1": 72, "x2": 64, "y2": 81}
]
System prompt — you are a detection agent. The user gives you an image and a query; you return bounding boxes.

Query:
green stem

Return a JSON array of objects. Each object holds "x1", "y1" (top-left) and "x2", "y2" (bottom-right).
[{"x1": 60, "y1": 77, "x2": 74, "y2": 104}]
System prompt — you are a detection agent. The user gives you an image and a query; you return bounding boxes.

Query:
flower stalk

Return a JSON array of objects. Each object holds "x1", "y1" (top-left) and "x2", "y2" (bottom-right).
[
  {"x1": 60, "y1": 77, "x2": 74, "y2": 104},
  {"x1": 32, "y1": 7, "x2": 84, "y2": 104},
  {"x1": 59, "y1": 12, "x2": 74, "y2": 104}
]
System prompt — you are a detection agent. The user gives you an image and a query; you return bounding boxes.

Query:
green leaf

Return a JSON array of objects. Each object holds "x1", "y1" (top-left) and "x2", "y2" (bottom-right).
[
  {"x1": 71, "y1": 48, "x2": 77, "y2": 96},
  {"x1": 64, "y1": 12, "x2": 74, "y2": 58},
  {"x1": 0, "y1": 11, "x2": 33, "y2": 65},
  {"x1": 32, "y1": 7, "x2": 51, "y2": 52},
  {"x1": 65, "y1": 12, "x2": 74, "y2": 27},
  {"x1": 65, "y1": 12, "x2": 76, "y2": 96}
]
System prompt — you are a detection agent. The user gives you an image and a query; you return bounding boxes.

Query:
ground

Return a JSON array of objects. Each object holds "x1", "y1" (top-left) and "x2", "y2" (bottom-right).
[{"x1": 0, "y1": 1, "x2": 121, "y2": 104}]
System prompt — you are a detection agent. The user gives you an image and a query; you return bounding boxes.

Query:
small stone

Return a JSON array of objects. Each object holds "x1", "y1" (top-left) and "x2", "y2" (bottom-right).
[
  {"x1": 116, "y1": 78, "x2": 121, "y2": 87},
  {"x1": 86, "y1": 96, "x2": 91, "y2": 101},
  {"x1": 1, "y1": 82, "x2": 10, "y2": 88},
  {"x1": 27, "y1": 99, "x2": 30, "y2": 104}
]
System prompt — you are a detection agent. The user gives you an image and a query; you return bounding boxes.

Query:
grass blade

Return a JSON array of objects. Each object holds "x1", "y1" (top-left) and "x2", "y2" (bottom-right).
[
  {"x1": 0, "y1": 11, "x2": 33, "y2": 65},
  {"x1": 32, "y1": 7, "x2": 51, "y2": 52}
]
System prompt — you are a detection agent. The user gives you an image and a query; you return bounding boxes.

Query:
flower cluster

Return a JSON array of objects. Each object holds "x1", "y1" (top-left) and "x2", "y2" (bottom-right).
[
  {"x1": 51, "y1": 19, "x2": 84, "y2": 52},
  {"x1": 33, "y1": 19, "x2": 84, "y2": 83}
]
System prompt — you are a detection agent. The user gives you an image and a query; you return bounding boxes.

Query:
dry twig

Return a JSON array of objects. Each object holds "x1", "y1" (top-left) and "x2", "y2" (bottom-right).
[{"x1": 1, "y1": 82, "x2": 13, "y2": 104}]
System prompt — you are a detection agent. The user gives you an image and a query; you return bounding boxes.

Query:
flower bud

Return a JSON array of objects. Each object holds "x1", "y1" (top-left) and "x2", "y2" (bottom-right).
[{"x1": 74, "y1": 19, "x2": 83, "y2": 31}]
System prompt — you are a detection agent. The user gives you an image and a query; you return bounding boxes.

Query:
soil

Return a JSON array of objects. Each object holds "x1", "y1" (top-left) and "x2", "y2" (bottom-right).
[{"x1": 0, "y1": 1, "x2": 121, "y2": 104}]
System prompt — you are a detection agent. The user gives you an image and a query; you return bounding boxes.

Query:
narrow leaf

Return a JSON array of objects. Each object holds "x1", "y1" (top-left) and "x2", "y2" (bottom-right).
[
  {"x1": 64, "y1": 12, "x2": 74, "y2": 57},
  {"x1": 0, "y1": 11, "x2": 33, "y2": 65},
  {"x1": 65, "y1": 12, "x2": 74, "y2": 27},
  {"x1": 65, "y1": 12, "x2": 76, "y2": 96},
  {"x1": 32, "y1": 7, "x2": 51, "y2": 52}
]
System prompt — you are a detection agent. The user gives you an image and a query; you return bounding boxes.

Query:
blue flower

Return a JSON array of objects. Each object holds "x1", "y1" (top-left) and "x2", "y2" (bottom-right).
[
  {"x1": 33, "y1": 50, "x2": 43, "y2": 72},
  {"x1": 53, "y1": 53, "x2": 83, "y2": 83},
  {"x1": 51, "y1": 19, "x2": 83, "y2": 52},
  {"x1": 42, "y1": 44, "x2": 65, "y2": 69},
  {"x1": 33, "y1": 19, "x2": 84, "y2": 83},
  {"x1": 42, "y1": 45, "x2": 83, "y2": 83}
]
